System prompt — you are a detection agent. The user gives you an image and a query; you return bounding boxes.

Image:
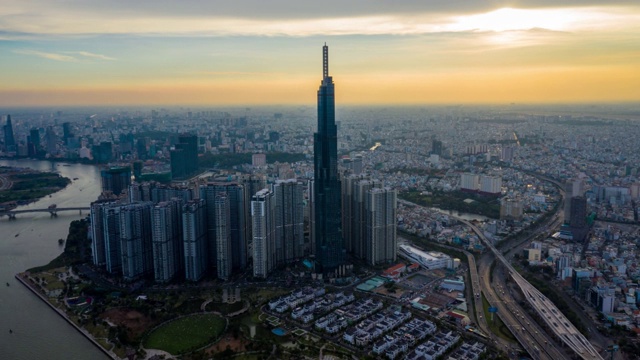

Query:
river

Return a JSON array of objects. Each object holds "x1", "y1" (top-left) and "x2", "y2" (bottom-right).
[{"x1": 0, "y1": 160, "x2": 108, "y2": 360}]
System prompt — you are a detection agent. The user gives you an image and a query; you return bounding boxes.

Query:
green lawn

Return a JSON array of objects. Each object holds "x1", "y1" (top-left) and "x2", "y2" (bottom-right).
[{"x1": 144, "y1": 314, "x2": 226, "y2": 354}]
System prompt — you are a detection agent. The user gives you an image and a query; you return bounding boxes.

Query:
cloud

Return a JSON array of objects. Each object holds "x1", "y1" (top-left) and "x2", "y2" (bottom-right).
[
  {"x1": 71, "y1": 51, "x2": 116, "y2": 60},
  {"x1": 197, "y1": 71, "x2": 279, "y2": 76},
  {"x1": 13, "y1": 49, "x2": 76, "y2": 62},
  {"x1": 0, "y1": 4, "x2": 638, "y2": 38}
]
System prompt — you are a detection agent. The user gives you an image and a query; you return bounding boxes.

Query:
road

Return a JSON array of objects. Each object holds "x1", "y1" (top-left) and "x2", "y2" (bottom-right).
[{"x1": 463, "y1": 217, "x2": 603, "y2": 360}]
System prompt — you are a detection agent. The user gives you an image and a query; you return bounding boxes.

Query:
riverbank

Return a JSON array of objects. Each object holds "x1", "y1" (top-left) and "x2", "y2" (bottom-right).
[
  {"x1": 14, "y1": 273, "x2": 118, "y2": 360},
  {"x1": 0, "y1": 166, "x2": 71, "y2": 204}
]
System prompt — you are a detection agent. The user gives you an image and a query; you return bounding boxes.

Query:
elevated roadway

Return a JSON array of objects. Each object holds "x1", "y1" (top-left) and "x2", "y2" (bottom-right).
[{"x1": 463, "y1": 219, "x2": 603, "y2": 360}]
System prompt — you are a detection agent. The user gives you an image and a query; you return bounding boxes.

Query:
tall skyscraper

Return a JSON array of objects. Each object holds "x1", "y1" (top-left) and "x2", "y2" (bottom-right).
[
  {"x1": 28, "y1": 128, "x2": 41, "y2": 157},
  {"x1": 240, "y1": 174, "x2": 266, "y2": 263},
  {"x1": 119, "y1": 202, "x2": 154, "y2": 281},
  {"x1": 313, "y1": 44, "x2": 344, "y2": 273},
  {"x1": 183, "y1": 199, "x2": 208, "y2": 281},
  {"x1": 90, "y1": 201, "x2": 116, "y2": 266},
  {"x1": 343, "y1": 176, "x2": 380, "y2": 259},
  {"x1": 46, "y1": 126, "x2": 61, "y2": 156},
  {"x1": 252, "y1": 188, "x2": 275, "y2": 278},
  {"x1": 101, "y1": 166, "x2": 132, "y2": 196},
  {"x1": 365, "y1": 188, "x2": 397, "y2": 265},
  {"x1": 171, "y1": 134, "x2": 198, "y2": 179},
  {"x1": 214, "y1": 194, "x2": 232, "y2": 280},
  {"x1": 200, "y1": 182, "x2": 246, "y2": 275},
  {"x1": 274, "y1": 179, "x2": 305, "y2": 264},
  {"x1": 103, "y1": 205, "x2": 122, "y2": 274},
  {"x1": 152, "y1": 200, "x2": 183, "y2": 283},
  {"x1": 3, "y1": 114, "x2": 15, "y2": 152}
]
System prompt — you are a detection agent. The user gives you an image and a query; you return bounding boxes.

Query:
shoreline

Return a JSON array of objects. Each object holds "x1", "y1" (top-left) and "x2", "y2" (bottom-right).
[{"x1": 14, "y1": 272, "x2": 118, "y2": 360}]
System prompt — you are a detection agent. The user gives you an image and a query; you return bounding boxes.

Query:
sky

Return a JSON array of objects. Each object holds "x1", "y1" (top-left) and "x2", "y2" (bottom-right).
[{"x1": 0, "y1": 1, "x2": 639, "y2": 107}]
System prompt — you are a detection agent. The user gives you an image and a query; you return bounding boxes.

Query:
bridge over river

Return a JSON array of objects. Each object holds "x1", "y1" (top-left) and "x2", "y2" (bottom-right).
[{"x1": 1, "y1": 207, "x2": 90, "y2": 219}]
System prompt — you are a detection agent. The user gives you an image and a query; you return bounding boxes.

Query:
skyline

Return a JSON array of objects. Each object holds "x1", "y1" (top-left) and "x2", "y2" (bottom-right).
[{"x1": 1, "y1": 1, "x2": 639, "y2": 106}]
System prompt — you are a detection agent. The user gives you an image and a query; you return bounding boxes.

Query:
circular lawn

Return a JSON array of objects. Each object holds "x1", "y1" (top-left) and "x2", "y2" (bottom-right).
[{"x1": 144, "y1": 314, "x2": 226, "y2": 355}]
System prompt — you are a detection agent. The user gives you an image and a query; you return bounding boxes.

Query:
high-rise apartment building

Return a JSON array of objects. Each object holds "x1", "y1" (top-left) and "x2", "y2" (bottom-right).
[
  {"x1": 183, "y1": 199, "x2": 208, "y2": 281},
  {"x1": 119, "y1": 202, "x2": 154, "y2": 281},
  {"x1": 252, "y1": 188, "x2": 275, "y2": 278},
  {"x1": 274, "y1": 179, "x2": 305, "y2": 264},
  {"x1": 200, "y1": 182, "x2": 246, "y2": 276},
  {"x1": 313, "y1": 44, "x2": 344, "y2": 273},
  {"x1": 214, "y1": 194, "x2": 232, "y2": 280},
  {"x1": 365, "y1": 188, "x2": 397, "y2": 265},
  {"x1": 101, "y1": 166, "x2": 132, "y2": 196},
  {"x1": 152, "y1": 200, "x2": 183, "y2": 283},
  {"x1": 103, "y1": 205, "x2": 122, "y2": 274},
  {"x1": 342, "y1": 175, "x2": 381, "y2": 259},
  {"x1": 90, "y1": 201, "x2": 116, "y2": 266},
  {"x1": 240, "y1": 174, "x2": 267, "y2": 262}
]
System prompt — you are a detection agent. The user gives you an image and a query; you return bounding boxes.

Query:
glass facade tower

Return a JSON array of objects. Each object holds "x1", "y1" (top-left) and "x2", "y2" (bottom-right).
[{"x1": 313, "y1": 44, "x2": 344, "y2": 273}]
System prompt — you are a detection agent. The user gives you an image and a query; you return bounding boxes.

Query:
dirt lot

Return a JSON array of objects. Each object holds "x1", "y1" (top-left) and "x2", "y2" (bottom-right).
[
  {"x1": 207, "y1": 332, "x2": 249, "y2": 353},
  {"x1": 102, "y1": 308, "x2": 157, "y2": 341}
]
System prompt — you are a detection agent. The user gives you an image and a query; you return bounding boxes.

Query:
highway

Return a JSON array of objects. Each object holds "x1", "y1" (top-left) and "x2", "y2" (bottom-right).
[
  {"x1": 463, "y1": 218, "x2": 603, "y2": 360},
  {"x1": 479, "y1": 253, "x2": 569, "y2": 360},
  {"x1": 399, "y1": 199, "x2": 562, "y2": 358}
]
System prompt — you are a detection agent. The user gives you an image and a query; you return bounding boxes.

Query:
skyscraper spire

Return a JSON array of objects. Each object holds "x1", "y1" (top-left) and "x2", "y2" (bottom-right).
[
  {"x1": 314, "y1": 44, "x2": 344, "y2": 274},
  {"x1": 323, "y1": 43, "x2": 329, "y2": 79}
]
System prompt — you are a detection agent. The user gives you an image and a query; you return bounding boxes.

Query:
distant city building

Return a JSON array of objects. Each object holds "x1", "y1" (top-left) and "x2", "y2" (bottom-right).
[
  {"x1": 182, "y1": 199, "x2": 208, "y2": 281},
  {"x1": 132, "y1": 161, "x2": 143, "y2": 181},
  {"x1": 460, "y1": 173, "x2": 501, "y2": 195},
  {"x1": 101, "y1": 166, "x2": 132, "y2": 196},
  {"x1": 170, "y1": 134, "x2": 199, "y2": 179},
  {"x1": 92, "y1": 141, "x2": 113, "y2": 163},
  {"x1": 569, "y1": 196, "x2": 589, "y2": 241},
  {"x1": 273, "y1": 179, "x2": 305, "y2": 265},
  {"x1": 564, "y1": 179, "x2": 584, "y2": 222},
  {"x1": 152, "y1": 200, "x2": 183, "y2": 283},
  {"x1": 45, "y1": 126, "x2": 58, "y2": 156},
  {"x1": 555, "y1": 255, "x2": 572, "y2": 279},
  {"x1": 252, "y1": 188, "x2": 275, "y2": 278},
  {"x1": 432, "y1": 139, "x2": 443, "y2": 156},
  {"x1": 3, "y1": 115, "x2": 15, "y2": 152},
  {"x1": 62, "y1": 122, "x2": 73, "y2": 143},
  {"x1": 500, "y1": 197, "x2": 524, "y2": 221},
  {"x1": 365, "y1": 187, "x2": 397, "y2": 265},
  {"x1": 500, "y1": 146, "x2": 515, "y2": 162},
  {"x1": 252, "y1": 153, "x2": 266, "y2": 167},
  {"x1": 27, "y1": 128, "x2": 41, "y2": 157},
  {"x1": 460, "y1": 173, "x2": 479, "y2": 192},
  {"x1": 479, "y1": 175, "x2": 502, "y2": 195}
]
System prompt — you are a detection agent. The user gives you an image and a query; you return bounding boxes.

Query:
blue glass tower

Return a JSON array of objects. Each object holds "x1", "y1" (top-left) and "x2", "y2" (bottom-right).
[{"x1": 314, "y1": 44, "x2": 344, "y2": 273}]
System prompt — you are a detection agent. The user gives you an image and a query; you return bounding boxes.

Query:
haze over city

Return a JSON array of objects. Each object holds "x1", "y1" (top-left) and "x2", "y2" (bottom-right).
[
  {"x1": 1, "y1": 0, "x2": 640, "y2": 106},
  {"x1": 2, "y1": 2, "x2": 640, "y2": 360}
]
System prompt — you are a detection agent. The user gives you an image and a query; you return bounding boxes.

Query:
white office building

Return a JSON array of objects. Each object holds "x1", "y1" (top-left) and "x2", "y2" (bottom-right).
[{"x1": 252, "y1": 188, "x2": 275, "y2": 278}]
